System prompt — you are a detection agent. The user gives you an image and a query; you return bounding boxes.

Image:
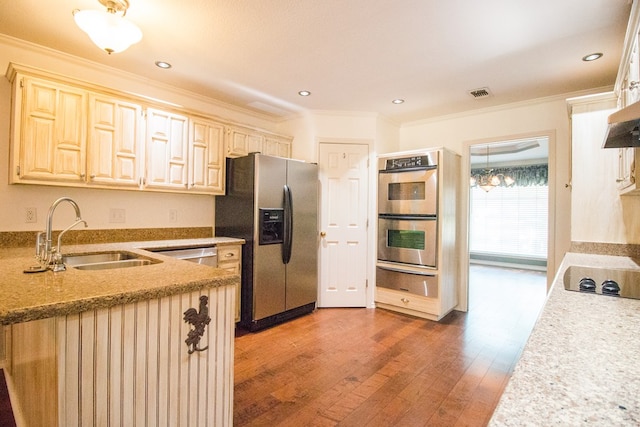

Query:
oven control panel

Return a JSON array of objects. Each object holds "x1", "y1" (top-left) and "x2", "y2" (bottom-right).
[{"x1": 379, "y1": 151, "x2": 438, "y2": 171}]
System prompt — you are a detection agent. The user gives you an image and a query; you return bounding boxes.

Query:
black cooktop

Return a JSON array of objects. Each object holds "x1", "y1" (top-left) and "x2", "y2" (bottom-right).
[{"x1": 563, "y1": 266, "x2": 640, "y2": 300}]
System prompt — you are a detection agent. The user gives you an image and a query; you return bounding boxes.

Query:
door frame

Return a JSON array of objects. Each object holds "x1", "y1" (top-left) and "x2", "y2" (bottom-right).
[
  {"x1": 461, "y1": 130, "x2": 557, "y2": 311},
  {"x1": 317, "y1": 138, "x2": 375, "y2": 308}
]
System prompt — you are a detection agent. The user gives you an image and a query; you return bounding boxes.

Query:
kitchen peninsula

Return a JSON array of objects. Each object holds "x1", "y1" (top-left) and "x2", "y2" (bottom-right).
[{"x1": 0, "y1": 237, "x2": 242, "y2": 426}]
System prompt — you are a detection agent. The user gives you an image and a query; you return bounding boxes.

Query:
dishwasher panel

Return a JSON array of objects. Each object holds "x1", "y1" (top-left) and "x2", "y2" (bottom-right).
[{"x1": 151, "y1": 247, "x2": 218, "y2": 267}]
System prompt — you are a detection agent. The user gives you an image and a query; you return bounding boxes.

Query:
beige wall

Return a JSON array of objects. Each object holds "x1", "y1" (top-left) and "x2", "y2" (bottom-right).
[{"x1": 398, "y1": 96, "x2": 577, "y2": 280}]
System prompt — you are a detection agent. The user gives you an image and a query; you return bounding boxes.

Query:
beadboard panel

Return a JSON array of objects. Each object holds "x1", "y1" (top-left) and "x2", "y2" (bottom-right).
[
  {"x1": 9, "y1": 317, "x2": 58, "y2": 426},
  {"x1": 8, "y1": 284, "x2": 235, "y2": 426}
]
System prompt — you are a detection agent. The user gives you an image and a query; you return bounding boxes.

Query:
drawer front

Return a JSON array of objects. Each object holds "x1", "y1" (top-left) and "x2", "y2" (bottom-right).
[
  {"x1": 218, "y1": 245, "x2": 240, "y2": 262},
  {"x1": 218, "y1": 263, "x2": 239, "y2": 274},
  {"x1": 376, "y1": 265, "x2": 438, "y2": 297},
  {"x1": 375, "y1": 286, "x2": 438, "y2": 314}
]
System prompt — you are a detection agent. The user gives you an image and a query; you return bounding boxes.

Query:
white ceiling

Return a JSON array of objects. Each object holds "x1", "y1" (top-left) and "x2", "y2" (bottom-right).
[{"x1": 0, "y1": 0, "x2": 632, "y2": 123}]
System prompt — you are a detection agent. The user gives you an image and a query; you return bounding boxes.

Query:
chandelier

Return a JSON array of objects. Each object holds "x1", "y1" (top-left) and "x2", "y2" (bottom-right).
[
  {"x1": 470, "y1": 145, "x2": 515, "y2": 192},
  {"x1": 73, "y1": 0, "x2": 142, "y2": 54}
]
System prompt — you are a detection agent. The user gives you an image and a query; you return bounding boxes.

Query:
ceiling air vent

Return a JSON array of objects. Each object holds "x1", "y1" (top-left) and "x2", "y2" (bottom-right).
[{"x1": 468, "y1": 87, "x2": 492, "y2": 99}]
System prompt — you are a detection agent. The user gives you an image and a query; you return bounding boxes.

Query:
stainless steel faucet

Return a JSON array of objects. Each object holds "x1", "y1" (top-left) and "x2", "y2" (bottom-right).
[{"x1": 37, "y1": 197, "x2": 88, "y2": 271}]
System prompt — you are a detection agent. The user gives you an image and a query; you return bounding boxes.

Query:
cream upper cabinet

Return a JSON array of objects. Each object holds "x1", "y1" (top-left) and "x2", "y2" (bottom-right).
[
  {"x1": 10, "y1": 74, "x2": 87, "y2": 184},
  {"x1": 6, "y1": 64, "x2": 294, "y2": 194},
  {"x1": 145, "y1": 108, "x2": 189, "y2": 190},
  {"x1": 623, "y1": 32, "x2": 640, "y2": 107},
  {"x1": 617, "y1": 147, "x2": 640, "y2": 194},
  {"x1": 87, "y1": 94, "x2": 144, "y2": 188},
  {"x1": 615, "y1": 24, "x2": 640, "y2": 194},
  {"x1": 263, "y1": 135, "x2": 292, "y2": 158},
  {"x1": 227, "y1": 126, "x2": 292, "y2": 159},
  {"x1": 189, "y1": 118, "x2": 225, "y2": 194},
  {"x1": 227, "y1": 126, "x2": 264, "y2": 158}
]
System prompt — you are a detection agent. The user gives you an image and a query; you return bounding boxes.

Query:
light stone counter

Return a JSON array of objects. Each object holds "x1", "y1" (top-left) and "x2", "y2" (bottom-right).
[
  {"x1": 0, "y1": 237, "x2": 244, "y2": 325},
  {"x1": 489, "y1": 253, "x2": 640, "y2": 426}
]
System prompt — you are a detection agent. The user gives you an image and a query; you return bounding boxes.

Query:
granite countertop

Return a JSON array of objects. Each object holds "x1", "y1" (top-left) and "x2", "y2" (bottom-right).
[
  {"x1": 490, "y1": 252, "x2": 640, "y2": 426},
  {"x1": 0, "y1": 237, "x2": 244, "y2": 326}
]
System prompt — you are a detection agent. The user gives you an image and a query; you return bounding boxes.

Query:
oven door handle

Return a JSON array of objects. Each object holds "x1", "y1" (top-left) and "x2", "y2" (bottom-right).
[
  {"x1": 377, "y1": 265, "x2": 436, "y2": 277},
  {"x1": 378, "y1": 165, "x2": 437, "y2": 173},
  {"x1": 378, "y1": 214, "x2": 436, "y2": 220}
]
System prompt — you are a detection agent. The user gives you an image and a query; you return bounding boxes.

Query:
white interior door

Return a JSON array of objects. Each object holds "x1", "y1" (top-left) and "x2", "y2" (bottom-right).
[{"x1": 318, "y1": 143, "x2": 369, "y2": 307}]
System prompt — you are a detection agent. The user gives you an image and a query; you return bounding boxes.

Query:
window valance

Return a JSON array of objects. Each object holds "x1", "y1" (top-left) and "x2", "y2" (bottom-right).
[{"x1": 471, "y1": 164, "x2": 548, "y2": 187}]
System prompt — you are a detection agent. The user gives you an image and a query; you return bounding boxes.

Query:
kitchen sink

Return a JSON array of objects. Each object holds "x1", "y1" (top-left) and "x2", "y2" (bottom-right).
[{"x1": 62, "y1": 251, "x2": 161, "y2": 271}]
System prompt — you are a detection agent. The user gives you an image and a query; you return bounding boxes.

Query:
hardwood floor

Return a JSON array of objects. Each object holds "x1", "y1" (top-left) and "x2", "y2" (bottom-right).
[
  {"x1": 0, "y1": 265, "x2": 545, "y2": 426},
  {"x1": 234, "y1": 265, "x2": 547, "y2": 426}
]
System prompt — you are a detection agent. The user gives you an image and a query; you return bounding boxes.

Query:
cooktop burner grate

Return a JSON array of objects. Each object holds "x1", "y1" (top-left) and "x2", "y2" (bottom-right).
[{"x1": 563, "y1": 266, "x2": 640, "y2": 300}]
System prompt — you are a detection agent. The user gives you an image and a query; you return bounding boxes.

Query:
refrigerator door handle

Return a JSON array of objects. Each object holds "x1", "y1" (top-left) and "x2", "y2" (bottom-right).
[{"x1": 283, "y1": 184, "x2": 293, "y2": 264}]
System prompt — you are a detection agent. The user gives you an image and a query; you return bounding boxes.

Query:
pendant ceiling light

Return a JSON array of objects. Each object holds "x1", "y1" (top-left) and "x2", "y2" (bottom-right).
[
  {"x1": 470, "y1": 145, "x2": 515, "y2": 192},
  {"x1": 73, "y1": 0, "x2": 142, "y2": 54}
]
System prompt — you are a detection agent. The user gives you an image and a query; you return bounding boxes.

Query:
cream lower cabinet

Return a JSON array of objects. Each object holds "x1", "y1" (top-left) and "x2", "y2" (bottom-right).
[
  {"x1": 7, "y1": 285, "x2": 235, "y2": 427},
  {"x1": 9, "y1": 73, "x2": 87, "y2": 184},
  {"x1": 217, "y1": 244, "x2": 242, "y2": 322}
]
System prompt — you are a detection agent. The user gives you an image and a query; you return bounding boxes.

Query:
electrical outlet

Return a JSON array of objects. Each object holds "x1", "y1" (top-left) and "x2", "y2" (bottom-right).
[
  {"x1": 108, "y1": 208, "x2": 126, "y2": 223},
  {"x1": 169, "y1": 209, "x2": 178, "y2": 223},
  {"x1": 25, "y1": 207, "x2": 37, "y2": 223}
]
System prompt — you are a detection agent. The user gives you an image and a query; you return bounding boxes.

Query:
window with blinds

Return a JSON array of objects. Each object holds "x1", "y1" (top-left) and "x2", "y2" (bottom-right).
[{"x1": 469, "y1": 184, "x2": 548, "y2": 262}]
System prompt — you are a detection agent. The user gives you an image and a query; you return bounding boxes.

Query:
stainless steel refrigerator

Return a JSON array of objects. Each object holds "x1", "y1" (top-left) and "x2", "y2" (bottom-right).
[{"x1": 215, "y1": 153, "x2": 318, "y2": 331}]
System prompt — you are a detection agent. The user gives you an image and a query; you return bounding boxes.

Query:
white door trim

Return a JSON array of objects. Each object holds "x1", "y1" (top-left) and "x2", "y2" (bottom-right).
[{"x1": 462, "y1": 130, "x2": 557, "y2": 311}]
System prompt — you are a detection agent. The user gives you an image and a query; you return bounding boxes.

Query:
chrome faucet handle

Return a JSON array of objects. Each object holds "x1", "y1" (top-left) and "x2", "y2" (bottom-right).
[{"x1": 50, "y1": 250, "x2": 66, "y2": 272}]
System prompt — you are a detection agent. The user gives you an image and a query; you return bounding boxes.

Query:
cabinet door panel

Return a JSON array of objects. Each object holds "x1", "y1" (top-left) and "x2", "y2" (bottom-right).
[
  {"x1": 190, "y1": 118, "x2": 225, "y2": 193},
  {"x1": 89, "y1": 95, "x2": 142, "y2": 187},
  {"x1": 146, "y1": 108, "x2": 189, "y2": 189},
  {"x1": 227, "y1": 126, "x2": 264, "y2": 157},
  {"x1": 19, "y1": 77, "x2": 86, "y2": 182}
]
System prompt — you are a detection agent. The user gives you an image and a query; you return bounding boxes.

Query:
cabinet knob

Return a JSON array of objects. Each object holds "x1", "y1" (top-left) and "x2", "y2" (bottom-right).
[
  {"x1": 320, "y1": 231, "x2": 326, "y2": 237},
  {"x1": 630, "y1": 81, "x2": 640, "y2": 90},
  {"x1": 400, "y1": 298, "x2": 410, "y2": 304}
]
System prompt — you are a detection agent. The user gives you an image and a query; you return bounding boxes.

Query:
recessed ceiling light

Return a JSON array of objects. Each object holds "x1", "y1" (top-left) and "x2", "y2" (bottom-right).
[
  {"x1": 298, "y1": 90, "x2": 311, "y2": 96},
  {"x1": 582, "y1": 53, "x2": 603, "y2": 62},
  {"x1": 155, "y1": 61, "x2": 172, "y2": 69},
  {"x1": 392, "y1": 99, "x2": 404, "y2": 104}
]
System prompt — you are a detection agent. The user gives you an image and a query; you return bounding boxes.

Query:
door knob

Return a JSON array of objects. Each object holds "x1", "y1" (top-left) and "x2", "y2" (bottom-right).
[{"x1": 320, "y1": 231, "x2": 326, "y2": 237}]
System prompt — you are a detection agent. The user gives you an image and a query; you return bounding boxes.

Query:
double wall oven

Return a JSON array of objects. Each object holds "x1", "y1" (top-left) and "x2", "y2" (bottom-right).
[{"x1": 377, "y1": 151, "x2": 439, "y2": 298}]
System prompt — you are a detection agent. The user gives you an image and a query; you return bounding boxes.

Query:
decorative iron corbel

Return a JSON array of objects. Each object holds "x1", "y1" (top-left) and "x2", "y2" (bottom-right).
[{"x1": 183, "y1": 295, "x2": 211, "y2": 354}]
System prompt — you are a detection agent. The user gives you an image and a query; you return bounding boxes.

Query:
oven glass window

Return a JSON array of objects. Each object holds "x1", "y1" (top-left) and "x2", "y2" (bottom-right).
[
  {"x1": 387, "y1": 230, "x2": 425, "y2": 250},
  {"x1": 388, "y1": 182, "x2": 425, "y2": 201}
]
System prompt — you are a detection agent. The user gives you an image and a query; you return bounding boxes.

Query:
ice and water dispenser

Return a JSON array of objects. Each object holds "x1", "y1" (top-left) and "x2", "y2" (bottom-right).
[{"x1": 259, "y1": 208, "x2": 284, "y2": 245}]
